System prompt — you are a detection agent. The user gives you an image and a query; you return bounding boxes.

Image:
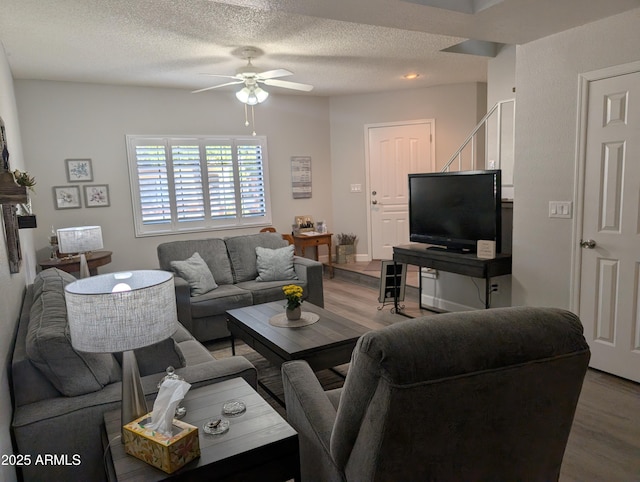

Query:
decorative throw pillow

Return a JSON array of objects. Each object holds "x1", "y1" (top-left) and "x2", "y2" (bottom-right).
[
  {"x1": 170, "y1": 252, "x2": 218, "y2": 296},
  {"x1": 255, "y1": 245, "x2": 298, "y2": 281}
]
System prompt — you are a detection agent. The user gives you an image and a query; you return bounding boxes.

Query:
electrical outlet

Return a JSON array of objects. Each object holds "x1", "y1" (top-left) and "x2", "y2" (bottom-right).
[{"x1": 491, "y1": 283, "x2": 500, "y2": 294}]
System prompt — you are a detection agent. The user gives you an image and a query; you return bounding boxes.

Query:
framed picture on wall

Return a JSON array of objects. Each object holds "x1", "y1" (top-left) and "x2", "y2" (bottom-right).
[
  {"x1": 53, "y1": 185, "x2": 81, "y2": 209},
  {"x1": 65, "y1": 158, "x2": 93, "y2": 182},
  {"x1": 84, "y1": 184, "x2": 110, "y2": 207}
]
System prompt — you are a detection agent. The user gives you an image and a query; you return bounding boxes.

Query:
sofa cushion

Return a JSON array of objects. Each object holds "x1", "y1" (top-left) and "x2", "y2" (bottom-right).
[
  {"x1": 170, "y1": 252, "x2": 218, "y2": 295},
  {"x1": 237, "y1": 279, "x2": 308, "y2": 305},
  {"x1": 256, "y1": 245, "x2": 298, "y2": 281},
  {"x1": 26, "y1": 268, "x2": 121, "y2": 397},
  {"x1": 158, "y1": 238, "x2": 234, "y2": 285},
  {"x1": 189, "y1": 284, "x2": 253, "y2": 319},
  {"x1": 225, "y1": 233, "x2": 288, "y2": 282}
]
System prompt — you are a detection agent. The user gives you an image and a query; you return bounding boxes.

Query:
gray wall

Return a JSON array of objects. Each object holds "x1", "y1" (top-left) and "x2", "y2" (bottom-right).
[
  {"x1": 15, "y1": 81, "x2": 332, "y2": 272},
  {"x1": 329, "y1": 82, "x2": 487, "y2": 259},
  {"x1": 511, "y1": 7, "x2": 640, "y2": 308}
]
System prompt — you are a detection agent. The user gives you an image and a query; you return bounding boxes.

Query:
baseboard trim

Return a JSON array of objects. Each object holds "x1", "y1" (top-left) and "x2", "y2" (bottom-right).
[{"x1": 420, "y1": 295, "x2": 475, "y2": 312}]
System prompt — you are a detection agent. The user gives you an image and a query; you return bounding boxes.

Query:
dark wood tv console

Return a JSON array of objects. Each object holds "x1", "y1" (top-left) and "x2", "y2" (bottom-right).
[{"x1": 393, "y1": 244, "x2": 512, "y2": 310}]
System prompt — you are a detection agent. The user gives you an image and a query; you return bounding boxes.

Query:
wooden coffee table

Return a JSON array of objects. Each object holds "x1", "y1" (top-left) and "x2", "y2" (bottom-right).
[
  {"x1": 226, "y1": 301, "x2": 369, "y2": 403},
  {"x1": 103, "y1": 377, "x2": 299, "y2": 481}
]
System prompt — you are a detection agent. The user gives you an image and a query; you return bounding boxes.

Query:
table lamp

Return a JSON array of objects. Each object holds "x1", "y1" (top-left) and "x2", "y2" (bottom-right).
[
  {"x1": 57, "y1": 225, "x2": 104, "y2": 278},
  {"x1": 64, "y1": 270, "x2": 178, "y2": 437}
]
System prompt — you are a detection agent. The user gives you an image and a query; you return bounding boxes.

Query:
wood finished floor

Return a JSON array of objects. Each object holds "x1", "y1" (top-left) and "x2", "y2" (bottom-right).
[{"x1": 211, "y1": 265, "x2": 640, "y2": 481}]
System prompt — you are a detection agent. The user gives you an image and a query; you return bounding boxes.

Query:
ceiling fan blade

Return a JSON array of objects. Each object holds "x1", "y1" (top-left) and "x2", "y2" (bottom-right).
[
  {"x1": 257, "y1": 69, "x2": 293, "y2": 79},
  {"x1": 191, "y1": 80, "x2": 244, "y2": 94},
  {"x1": 263, "y1": 78, "x2": 314, "y2": 92},
  {"x1": 200, "y1": 73, "x2": 241, "y2": 80}
]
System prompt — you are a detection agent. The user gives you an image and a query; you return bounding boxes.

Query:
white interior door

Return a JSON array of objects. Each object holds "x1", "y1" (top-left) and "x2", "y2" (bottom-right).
[
  {"x1": 578, "y1": 68, "x2": 640, "y2": 382},
  {"x1": 368, "y1": 121, "x2": 434, "y2": 260}
]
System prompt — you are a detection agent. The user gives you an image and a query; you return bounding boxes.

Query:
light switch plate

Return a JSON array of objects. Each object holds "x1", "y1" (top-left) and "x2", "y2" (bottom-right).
[{"x1": 549, "y1": 201, "x2": 572, "y2": 219}]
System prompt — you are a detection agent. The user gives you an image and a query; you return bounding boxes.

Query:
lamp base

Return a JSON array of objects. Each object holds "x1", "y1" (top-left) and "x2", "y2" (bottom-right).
[
  {"x1": 121, "y1": 350, "x2": 148, "y2": 440},
  {"x1": 79, "y1": 253, "x2": 90, "y2": 278}
]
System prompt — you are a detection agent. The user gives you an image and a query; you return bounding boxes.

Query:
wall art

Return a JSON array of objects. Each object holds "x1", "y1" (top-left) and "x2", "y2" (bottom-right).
[
  {"x1": 84, "y1": 184, "x2": 110, "y2": 207},
  {"x1": 65, "y1": 158, "x2": 93, "y2": 182},
  {"x1": 53, "y1": 185, "x2": 82, "y2": 209},
  {"x1": 291, "y1": 156, "x2": 312, "y2": 199}
]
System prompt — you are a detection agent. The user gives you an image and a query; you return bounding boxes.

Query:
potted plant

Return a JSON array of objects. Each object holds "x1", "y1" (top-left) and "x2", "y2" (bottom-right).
[
  {"x1": 335, "y1": 233, "x2": 357, "y2": 264},
  {"x1": 282, "y1": 284, "x2": 304, "y2": 320},
  {"x1": 13, "y1": 169, "x2": 37, "y2": 228}
]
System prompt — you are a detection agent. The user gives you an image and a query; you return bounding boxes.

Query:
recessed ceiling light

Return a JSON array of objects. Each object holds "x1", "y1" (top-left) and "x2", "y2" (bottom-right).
[{"x1": 403, "y1": 73, "x2": 420, "y2": 80}]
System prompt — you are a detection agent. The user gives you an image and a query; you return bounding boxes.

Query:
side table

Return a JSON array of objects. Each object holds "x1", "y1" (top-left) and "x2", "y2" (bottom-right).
[
  {"x1": 103, "y1": 377, "x2": 299, "y2": 482},
  {"x1": 39, "y1": 250, "x2": 112, "y2": 276},
  {"x1": 293, "y1": 233, "x2": 333, "y2": 278}
]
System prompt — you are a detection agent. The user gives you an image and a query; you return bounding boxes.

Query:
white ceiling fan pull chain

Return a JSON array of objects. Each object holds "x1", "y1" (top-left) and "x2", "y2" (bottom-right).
[
  {"x1": 244, "y1": 103, "x2": 250, "y2": 127},
  {"x1": 251, "y1": 105, "x2": 257, "y2": 136}
]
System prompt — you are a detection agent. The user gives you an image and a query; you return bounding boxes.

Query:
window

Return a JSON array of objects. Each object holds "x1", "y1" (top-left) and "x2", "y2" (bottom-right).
[{"x1": 126, "y1": 135, "x2": 271, "y2": 236}]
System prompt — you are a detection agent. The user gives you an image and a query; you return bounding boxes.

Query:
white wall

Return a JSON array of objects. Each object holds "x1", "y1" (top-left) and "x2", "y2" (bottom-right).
[
  {"x1": 512, "y1": 7, "x2": 640, "y2": 307},
  {"x1": 329, "y1": 82, "x2": 487, "y2": 258},
  {"x1": 15, "y1": 81, "x2": 332, "y2": 272},
  {"x1": 0, "y1": 41, "x2": 31, "y2": 482}
]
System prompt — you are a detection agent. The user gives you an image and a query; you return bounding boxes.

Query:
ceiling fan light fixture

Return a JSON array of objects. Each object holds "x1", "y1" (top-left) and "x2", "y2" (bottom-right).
[
  {"x1": 254, "y1": 86, "x2": 269, "y2": 103},
  {"x1": 236, "y1": 85, "x2": 269, "y2": 105},
  {"x1": 236, "y1": 87, "x2": 251, "y2": 103}
]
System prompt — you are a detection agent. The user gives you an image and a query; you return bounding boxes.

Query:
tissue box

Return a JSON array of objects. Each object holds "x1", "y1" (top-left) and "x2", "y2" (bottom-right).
[{"x1": 123, "y1": 414, "x2": 200, "y2": 474}]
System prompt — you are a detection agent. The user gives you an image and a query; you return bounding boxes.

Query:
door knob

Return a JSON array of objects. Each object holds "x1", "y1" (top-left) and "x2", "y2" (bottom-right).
[
  {"x1": 372, "y1": 191, "x2": 377, "y2": 196},
  {"x1": 580, "y1": 239, "x2": 596, "y2": 249},
  {"x1": 372, "y1": 200, "x2": 378, "y2": 205}
]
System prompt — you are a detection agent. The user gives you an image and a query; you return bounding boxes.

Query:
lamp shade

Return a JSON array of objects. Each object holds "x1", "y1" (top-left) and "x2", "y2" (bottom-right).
[
  {"x1": 65, "y1": 270, "x2": 177, "y2": 353},
  {"x1": 57, "y1": 225, "x2": 104, "y2": 254}
]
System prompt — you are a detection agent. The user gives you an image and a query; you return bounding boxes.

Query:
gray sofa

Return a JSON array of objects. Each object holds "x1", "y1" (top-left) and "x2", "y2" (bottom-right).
[
  {"x1": 10, "y1": 268, "x2": 257, "y2": 482},
  {"x1": 157, "y1": 232, "x2": 325, "y2": 342}
]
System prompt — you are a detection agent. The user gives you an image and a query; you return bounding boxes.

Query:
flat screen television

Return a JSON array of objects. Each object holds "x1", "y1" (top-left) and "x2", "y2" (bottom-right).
[{"x1": 408, "y1": 170, "x2": 502, "y2": 253}]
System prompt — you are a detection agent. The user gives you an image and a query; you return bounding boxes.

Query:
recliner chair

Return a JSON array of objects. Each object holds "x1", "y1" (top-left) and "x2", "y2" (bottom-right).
[{"x1": 282, "y1": 307, "x2": 590, "y2": 481}]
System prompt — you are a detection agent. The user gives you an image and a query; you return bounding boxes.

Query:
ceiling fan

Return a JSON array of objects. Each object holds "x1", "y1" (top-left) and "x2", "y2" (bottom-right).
[{"x1": 192, "y1": 47, "x2": 313, "y2": 105}]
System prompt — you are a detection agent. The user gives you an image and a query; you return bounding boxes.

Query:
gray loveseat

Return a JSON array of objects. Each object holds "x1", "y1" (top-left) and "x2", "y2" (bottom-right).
[
  {"x1": 10, "y1": 268, "x2": 257, "y2": 482},
  {"x1": 157, "y1": 232, "x2": 325, "y2": 342}
]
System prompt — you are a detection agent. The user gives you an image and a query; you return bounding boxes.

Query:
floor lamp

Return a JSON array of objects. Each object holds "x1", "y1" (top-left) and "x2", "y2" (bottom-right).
[
  {"x1": 57, "y1": 225, "x2": 104, "y2": 278},
  {"x1": 65, "y1": 270, "x2": 178, "y2": 438}
]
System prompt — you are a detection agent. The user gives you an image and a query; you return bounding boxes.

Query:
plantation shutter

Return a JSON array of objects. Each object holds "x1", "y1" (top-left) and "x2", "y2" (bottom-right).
[
  {"x1": 127, "y1": 135, "x2": 271, "y2": 236},
  {"x1": 171, "y1": 144, "x2": 205, "y2": 221},
  {"x1": 237, "y1": 143, "x2": 266, "y2": 218},
  {"x1": 206, "y1": 144, "x2": 236, "y2": 219},
  {"x1": 134, "y1": 144, "x2": 171, "y2": 225}
]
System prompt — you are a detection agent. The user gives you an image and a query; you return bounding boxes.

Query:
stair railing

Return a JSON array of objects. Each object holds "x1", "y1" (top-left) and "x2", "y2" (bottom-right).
[{"x1": 441, "y1": 98, "x2": 515, "y2": 172}]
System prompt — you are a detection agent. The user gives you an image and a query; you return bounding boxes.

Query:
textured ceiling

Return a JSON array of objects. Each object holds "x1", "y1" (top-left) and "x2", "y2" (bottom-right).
[{"x1": 1, "y1": 0, "x2": 639, "y2": 96}]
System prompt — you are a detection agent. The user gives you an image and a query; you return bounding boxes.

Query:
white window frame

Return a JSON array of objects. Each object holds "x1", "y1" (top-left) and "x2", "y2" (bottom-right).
[{"x1": 126, "y1": 135, "x2": 272, "y2": 237}]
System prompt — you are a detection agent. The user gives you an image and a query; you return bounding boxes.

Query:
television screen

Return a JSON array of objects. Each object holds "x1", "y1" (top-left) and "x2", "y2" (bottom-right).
[{"x1": 408, "y1": 170, "x2": 502, "y2": 253}]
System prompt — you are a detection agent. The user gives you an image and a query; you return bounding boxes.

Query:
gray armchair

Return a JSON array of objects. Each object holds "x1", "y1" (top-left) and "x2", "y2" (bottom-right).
[{"x1": 282, "y1": 307, "x2": 590, "y2": 481}]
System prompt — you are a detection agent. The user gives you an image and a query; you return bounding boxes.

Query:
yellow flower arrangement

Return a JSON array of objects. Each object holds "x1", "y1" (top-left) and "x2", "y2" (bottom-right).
[{"x1": 282, "y1": 284, "x2": 303, "y2": 310}]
